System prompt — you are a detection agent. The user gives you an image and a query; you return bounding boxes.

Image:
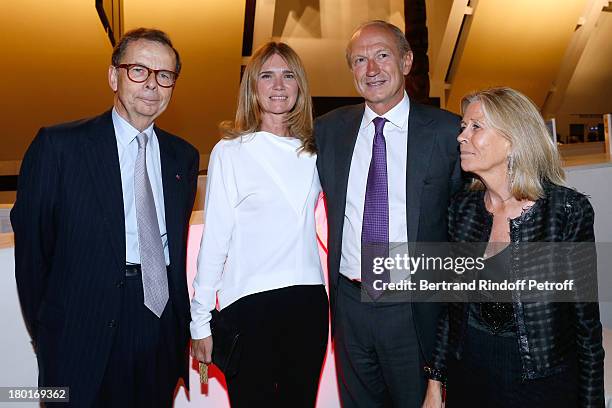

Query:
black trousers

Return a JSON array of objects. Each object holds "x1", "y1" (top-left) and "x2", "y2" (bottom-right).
[
  {"x1": 446, "y1": 324, "x2": 578, "y2": 408},
  {"x1": 94, "y1": 271, "x2": 181, "y2": 408},
  {"x1": 222, "y1": 284, "x2": 329, "y2": 408},
  {"x1": 334, "y1": 276, "x2": 426, "y2": 408}
]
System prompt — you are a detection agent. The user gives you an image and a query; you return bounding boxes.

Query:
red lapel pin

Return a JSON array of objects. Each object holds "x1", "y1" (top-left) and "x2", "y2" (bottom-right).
[{"x1": 176, "y1": 174, "x2": 181, "y2": 181}]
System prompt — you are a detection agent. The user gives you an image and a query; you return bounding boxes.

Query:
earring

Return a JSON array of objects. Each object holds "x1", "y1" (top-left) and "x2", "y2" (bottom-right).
[{"x1": 507, "y1": 154, "x2": 514, "y2": 178}]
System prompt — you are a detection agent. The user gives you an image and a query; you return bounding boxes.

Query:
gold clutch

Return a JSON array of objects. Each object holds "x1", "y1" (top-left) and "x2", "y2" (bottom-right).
[{"x1": 199, "y1": 362, "x2": 208, "y2": 384}]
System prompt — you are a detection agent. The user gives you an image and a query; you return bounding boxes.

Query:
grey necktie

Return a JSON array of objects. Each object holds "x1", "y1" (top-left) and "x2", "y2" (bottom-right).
[{"x1": 135, "y1": 132, "x2": 169, "y2": 318}]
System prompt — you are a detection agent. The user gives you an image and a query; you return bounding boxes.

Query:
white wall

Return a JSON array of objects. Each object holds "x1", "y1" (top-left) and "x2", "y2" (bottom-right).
[{"x1": 566, "y1": 163, "x2": 612, "y2": 329}]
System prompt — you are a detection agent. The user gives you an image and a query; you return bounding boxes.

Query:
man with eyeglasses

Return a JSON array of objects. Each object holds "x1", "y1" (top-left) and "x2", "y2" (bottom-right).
[{"x1": 11, "y1": 28, "x2": 199, "y2": 407}]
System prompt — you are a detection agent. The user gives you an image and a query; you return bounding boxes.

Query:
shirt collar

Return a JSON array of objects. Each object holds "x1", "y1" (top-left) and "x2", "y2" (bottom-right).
[
  {"x1": 112, "y1": 107, "x2": 155, "y2": 148},
  {"x1": 360, "y1": 91, "x2": 410, "y2": 131}
]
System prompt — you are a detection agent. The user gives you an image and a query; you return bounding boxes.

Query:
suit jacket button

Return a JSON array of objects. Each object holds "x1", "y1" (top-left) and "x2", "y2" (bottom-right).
[
  {"x1": 108, "y1": 320, "x2": 117, "y2": 328},
  {"x1": 116, "y1": 280, "x2": 124, "y2": 288}
]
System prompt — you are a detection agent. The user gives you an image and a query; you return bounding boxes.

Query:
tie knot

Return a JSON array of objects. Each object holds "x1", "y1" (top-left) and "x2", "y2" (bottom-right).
[
  {"x1": 136, "y1": 132, "x2": 148, "y2": 149},
  {"x1": 373, "y1": 117, "x2": 387, "y2": 136}
]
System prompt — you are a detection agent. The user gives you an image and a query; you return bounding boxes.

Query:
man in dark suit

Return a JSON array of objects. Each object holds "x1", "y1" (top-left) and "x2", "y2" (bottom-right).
[
  {"x1": 315, "y1": 21, "x2": 461, "y2": 407},
  {"x1": 11, "y1": 28, "x2": 199, "y2": 407}
]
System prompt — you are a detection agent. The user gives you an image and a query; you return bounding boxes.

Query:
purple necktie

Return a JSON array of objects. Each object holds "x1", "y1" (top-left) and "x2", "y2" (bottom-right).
[{"x1": 362, "y1": 117, "x2": 389, "y2": 299}]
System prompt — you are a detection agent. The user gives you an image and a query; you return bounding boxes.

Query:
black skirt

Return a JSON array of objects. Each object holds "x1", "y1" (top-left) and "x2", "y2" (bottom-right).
[{"x1": 446, "y1": 324, "x2": 579, "y2": 408}]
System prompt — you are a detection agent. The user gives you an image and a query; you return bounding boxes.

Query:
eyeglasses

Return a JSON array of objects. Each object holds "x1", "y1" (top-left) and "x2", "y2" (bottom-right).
[{"x1": 116, "y1": 64, "x2": 178, "y2": 88}]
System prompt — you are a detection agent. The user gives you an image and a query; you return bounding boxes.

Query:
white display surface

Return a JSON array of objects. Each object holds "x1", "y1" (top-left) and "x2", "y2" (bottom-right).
[
  {"x1": 3, "y1": 163, "x2": 612, "y2": 405},
  {"x1": 0, "y1": 224, "x2": 341, "y2": 407}
]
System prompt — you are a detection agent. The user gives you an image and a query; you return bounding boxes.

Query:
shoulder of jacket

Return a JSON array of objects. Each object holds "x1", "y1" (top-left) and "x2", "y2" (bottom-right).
[
  {"x1": 545, "y1": 183, "x2": 592, "y2": 214},
  {"x1": 315, "y1": 104, "x2": 364, "y2": 126},
  {"x1": 35, "y1": 112, "x2": 110, "y2": 151},
  {"x1": 448, "y1": 188, "x2": 483, "y2": 219},
  {"x1": 411, "y1": 102, "x2": 460, "y2": 124},
  {"x1": 157, "y1": 127, "x2": 199, "y2": 156},
  {"x1": 41, "y1": 112, "x2": 102, "y2": 136},
  {"x1": 451, "y1": 187, "x2": 479, "y2": 205}
]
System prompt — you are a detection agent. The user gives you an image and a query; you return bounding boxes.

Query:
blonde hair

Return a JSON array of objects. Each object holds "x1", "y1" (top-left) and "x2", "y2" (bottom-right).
[
  {"x1": 461, "y1": 87, "x2": 564, "y2": 200},
  {"x1": 220, "y1": 42, "x2": 314, "y2": 153}
]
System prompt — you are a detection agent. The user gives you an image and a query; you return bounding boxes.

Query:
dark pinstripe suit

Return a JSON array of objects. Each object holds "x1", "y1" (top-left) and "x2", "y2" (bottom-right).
[{"x1": 11, "y1": 110, "x2": 199, "y2": 407}]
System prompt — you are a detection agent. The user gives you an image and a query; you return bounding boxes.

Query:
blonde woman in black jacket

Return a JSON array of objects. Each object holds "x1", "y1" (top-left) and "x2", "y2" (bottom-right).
[{"x1": 423, "y1": 87, "x2": 604, "y2": 408}]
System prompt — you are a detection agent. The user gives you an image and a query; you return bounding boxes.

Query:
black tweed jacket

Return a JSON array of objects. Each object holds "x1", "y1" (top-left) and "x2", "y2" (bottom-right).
[{"x1": 428, "y1": 182, "x2": 605, "y2": 407}]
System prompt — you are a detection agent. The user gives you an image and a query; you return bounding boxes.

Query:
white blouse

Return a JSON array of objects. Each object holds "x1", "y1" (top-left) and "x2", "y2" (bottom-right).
[{"x1": 190, "y1": 131, "x2": 325, "y2": 339}]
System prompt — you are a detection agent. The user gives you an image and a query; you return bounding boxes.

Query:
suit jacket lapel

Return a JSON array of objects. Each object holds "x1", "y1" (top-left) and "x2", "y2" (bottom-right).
[
  {"x1": 83, "y1": 110, "x2": 125, "y2": 270},
  {"x1": 333, "y1": 102, "x2": 434, "y2": 246},
  {"x1": 327, "y1": 104, "x2": 365, "y2": 264},
  {"x1": 406, "y1": 102, "x2": 436, "y2": 243},
  {"x1": 332, "y1": 105, "x2": 363, "y2": 246},
  {"x1": 156, "y1": 128, "x2": 182, "y2": 269}
]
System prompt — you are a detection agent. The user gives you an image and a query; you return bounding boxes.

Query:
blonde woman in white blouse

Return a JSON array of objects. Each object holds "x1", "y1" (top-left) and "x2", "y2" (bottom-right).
[{"x1": 190, "y1": 42, "x2": 328, "y2": 407}]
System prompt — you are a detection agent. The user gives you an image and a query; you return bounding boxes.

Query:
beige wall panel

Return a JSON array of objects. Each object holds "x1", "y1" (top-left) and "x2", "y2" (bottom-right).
[
  {"x1": 555, "y1": 12, "x2": 612, "y2": 141},
  {"x1": 256, "y1": 0, "x2": 404, "y2": 97},
  {"x1": 445, "y1": 0, "x2": 586, "y2": 114},
  {"x1": 123, "y1": 0, "x2": 246, "y2": 159},
  {"x1": 283, "y1": 38, "x2": 359, "y2": 97},
  {"x1": 3, "y1": 0, "x2": 112, "y2": 161},
  {"x1": 3, "y1": 1, "x2": 245, "y2": 163},
  {"x1": 425, "y1": 0, "x2": 454, "y2": 77}
]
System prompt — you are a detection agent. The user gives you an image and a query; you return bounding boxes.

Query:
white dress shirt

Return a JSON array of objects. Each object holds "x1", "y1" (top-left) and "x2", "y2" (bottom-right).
[
  {"x1": 112, "y1": 108, "x2": 170, "y2": 265},
  {"x1": 340, "y1": 92, "x2": 410, "y2": 280},
  {"x1": 190, "y1": 132, "x2": 325, "y2": 339}
]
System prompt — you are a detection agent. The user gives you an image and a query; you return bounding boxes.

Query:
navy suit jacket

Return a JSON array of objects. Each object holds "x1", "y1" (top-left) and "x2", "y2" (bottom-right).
[
  {"x1": 11, "y1": 110, "x2": 199, "y2": 406},
  {"x1": 314, "y1": 100, "x2": 462, "y2": 365}
]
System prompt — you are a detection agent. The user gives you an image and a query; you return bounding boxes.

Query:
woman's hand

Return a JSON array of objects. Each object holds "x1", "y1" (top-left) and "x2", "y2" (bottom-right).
[
  {"x1": 422, "y1": 379, "x2": 444, "y2": 408},
  {"x1": 191, "y1": 336, "x2": 213, "y2": 364}
]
